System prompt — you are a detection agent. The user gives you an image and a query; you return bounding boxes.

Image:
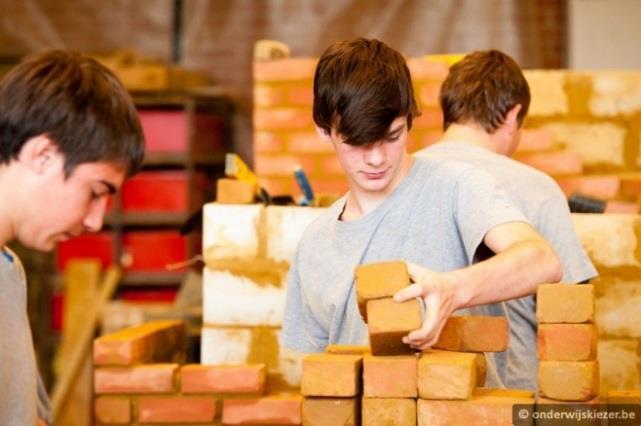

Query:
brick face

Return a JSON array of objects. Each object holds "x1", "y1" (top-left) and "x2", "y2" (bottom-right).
[
  {"x1": 94, "y1": 396, "x2": 131, "y2": 424},
  {"x1": 301, "y1": 354, "x2": 362, "y2": 397},
  {"x1": 222, "y1": 395, "x2": 302, "y2": 425},
  {"x1": 367, "y1": 298, "x2": 422, "y2": 356},
  {"x1": 138, "y1": 396, "x2": 217, "y2": 423},
  {"x1": 536, "y1": 284, "x2": 595, "y2": 324},
  {"x1": 433, "y1": 316, "x2": 508, "y2": 352},
  {"x1": 362, "y1": 355, "x2": 417, "y2": 398},
  {"x1": 539, "y1": 360, "x2": 600, "y2": 401},
  {"x1": 180, "y1": 364, "x2": 266, "y2": 394},
  {"x1": 94, "y1": 364, "x2": 177, "y2": 394}
]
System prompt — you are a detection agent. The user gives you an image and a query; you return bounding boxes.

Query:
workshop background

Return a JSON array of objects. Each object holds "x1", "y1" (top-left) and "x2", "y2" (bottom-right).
[{"x1": 1, "y1": 0, "x2": 641, "y2": 425}]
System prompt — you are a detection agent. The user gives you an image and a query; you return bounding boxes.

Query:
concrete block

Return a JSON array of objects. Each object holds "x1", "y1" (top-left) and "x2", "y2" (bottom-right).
[
  {"x1": 539, "y1": 360, "x2": 599, "y2": 401},
  {"x1": 536, "y1": 284, "x2": 595, "y2": 324},
  {"x1": 265, "y1": 206, "x2": 325, "y2": 264},
  {"x1": 203, "y1": 269, "x2": 284, "y2": 327},
  {"x1": 301, "y1": 354, "x2": 362, "y2": 397},
  {"x1": 367, "y1": 298, "x2": 422, "y2": 356},
  {"x1": 363, "y1": 355, "x2": 417, "y2": 398},
  {"x1": 433, "y1": 315, "x2": 508, "y2": 352},
  {"x1": 203, "y1": 203, "x2": 263, "y2": 261},
  {"x1": 418, "y1": 350, "x2": 477, "y2": 400}
]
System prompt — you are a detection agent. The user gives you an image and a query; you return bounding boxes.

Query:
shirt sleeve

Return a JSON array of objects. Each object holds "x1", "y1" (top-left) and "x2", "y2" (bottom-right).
[
  {"x1": 453, "y1": 168, "x2": 529, "y2": 263},
  {"x1": 280, "y1": 247, "x2": 328, "y2": 353}
]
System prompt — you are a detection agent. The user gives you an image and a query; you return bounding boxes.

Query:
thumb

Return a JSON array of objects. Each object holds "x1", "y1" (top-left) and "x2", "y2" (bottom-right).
[{"x1": 394, "y1": 283, "x2": 424, "y2": 302}]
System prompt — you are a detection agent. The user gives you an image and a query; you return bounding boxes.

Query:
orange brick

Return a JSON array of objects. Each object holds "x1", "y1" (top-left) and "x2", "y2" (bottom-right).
[
  {"x1": 516, "y1": 151, "x2": 583, "y2": 176},
  {"x1": 418, "y1": 82, "x2": 441, "y2": 106},
  {"x1": 355, "y1": 261, "x2": 410, "y2": 321},
  {"x1": 254, "y1": 84, "x2": 285, "y2": 107},
  {"x1": 418, "y1": 350, "x2": 477, "y2": 400},
  {"x1": 605, "y1": 200, "x2": 639, "y2": 214},
  {"x1": 536, "y1": 284, "x2": 595, "y2": 324},
  {"x1": 608, "y1": 390, "x2": 641, "y2": 404},
  {"x1": 216, "y1": 178, "x2": 256, "y2": 204},
  {"x1": 254, "y1": 154, "x2": 316, "y2": 177},
  {"x1": 325, "y1": 345, "x2": 370, "y2": 355},
  {"x1": 475, "y1": 352, "x2": 488, "y2": 387},
  {"x1": 288, "y1": 132, "x2": 334, "y2": 153},
  {"x1": 308, "y1": 176, "x2": 347, "y2": 195},
  {"x1": 412, "y1": 108, "x2": 443, "y2": 130},
  {"x1": 138, "y1": 396, "x2": 217, "y2": 423},
  {"x1": 259, "y1": 177, "x2": 292, "y2": 196},
  {"x1": 94, "y1": 396, "x2": 131, "y2": 424},
  {"x1": 254, "y1": 108, "x2": 313, "y2": 130},
  {"x1": 417, "y1": 389, "x2": 535, "y2": 426},
  {"x1": 406, "y1": 57, "x2": 449, "y2": 81},
  {"x1": 539, "y1": 360, "x2": 599, "y2": 401},
  {"x1": 287, "y1": 84, "x2": 314, "y2": 106},
  {"x1": 93, "y1": 320, "x2": 185, "y2": 366},
  {"x1": 222, "y1": 394, "x2": 302, "y2": 425},
  {"x1": 619, "y1": 176, "x2": 641, "y2": 199},
  {"x1": 254, "y1": 131, "x2": 286, "y2": 153},
  {"x1": 538, "y1": 324, "x2": 597, "y2": 361},
  {"x1": 253, "y1": 58, "x2": 317, "y2": 82},
  {"x1": 94, "y1": 364, "x2": 177, "y2": 394},
  {"x1": 319, "y1": 155, "x2": 345, "y2": 175},
  {"x1": 433, "y1": 315, "x2": 508, "y2": 352},
  {"x1": 301, "y1": 354, "x2": 362, "y2": 397},
  {"x1": 362, "y1": 398, "x2": 416, "y2": 426},
  {"x1": 418, "y1": 130, "x2": 443, "y2": 148},
  {"x1": 367, "y1": 298, "x2": 422, "y2": 356},
  {"x1": 517, "y1": 128, "x2": 554, "y2": 152},
  {"x1": 363, "y1": 355, "x2": 417, "y2": 398},
  {"x1": 302, "y1": 397, "x2": 358, "y2": 426},
  {"x1": 555, "y1": 175, "x2": 620, "y2": 199},
  {"x1": 180, "y1": 364, "x2": 265, "y2": 394}
]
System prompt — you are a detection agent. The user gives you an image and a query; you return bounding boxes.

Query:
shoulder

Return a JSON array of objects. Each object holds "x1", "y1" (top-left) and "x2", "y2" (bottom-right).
[{"x1": 296, "y1": 198, "x2": 343, "y2": 250}]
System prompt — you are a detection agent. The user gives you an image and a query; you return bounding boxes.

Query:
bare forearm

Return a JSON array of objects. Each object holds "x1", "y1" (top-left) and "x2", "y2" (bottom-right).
[{"x1": 451, "y1": 239, "x2": 562, "y2": 309}]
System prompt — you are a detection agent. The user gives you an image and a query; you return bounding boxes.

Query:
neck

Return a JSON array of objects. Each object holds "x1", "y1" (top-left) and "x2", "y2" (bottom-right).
[
  {"x1": 341, "y1": 153, "x2": 414, "y2": 221},
  {"x1": 440, "y1": 123, "x2": 504, "y2": 155}
]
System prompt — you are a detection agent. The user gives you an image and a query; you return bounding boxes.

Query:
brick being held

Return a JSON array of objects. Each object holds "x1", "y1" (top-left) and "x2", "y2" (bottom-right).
[
  {"x1": 355, "y1": 260, "x2": 411, "y2": 321},
  {"x1": 367, "y1": 297, "x2": 422, "y2": 356}
]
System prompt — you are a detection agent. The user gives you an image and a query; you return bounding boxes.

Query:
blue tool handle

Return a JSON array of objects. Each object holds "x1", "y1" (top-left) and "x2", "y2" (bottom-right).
[{"x1": 294, "y1": 165, "x2": 314, "y2": 205}]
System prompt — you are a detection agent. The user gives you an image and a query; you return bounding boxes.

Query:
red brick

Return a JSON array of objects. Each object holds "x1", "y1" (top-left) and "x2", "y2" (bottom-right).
[
  {"x1": 608, "y1": 390, "x2": 641, "y2": 404},
  {"x1": 605, "y1": 200, "x2": 639, "y2": 214},
  {"x1": 254, "y1": 84, "x2": 285, "y2": 107},
  {"x1": 222, "y1": 394, "x2": 302, "y2": 425},
  {"x1": 362, "y1": 398, "x2": 416, "y2": 426},
  {"x1": 555, "y1": 175, "x2": 620, "y2": 199},
  {"x1": 619, "y1": 176, "x2": 641, "y2": 199},
  {"x1": 259, "y1": 177, "x2": 292, "y2": 196},
  {"x1": 417, "y1": 389, "x2": 535, "y2": 426},
  {"x1": 537, "y1": 324, "x2": 597, "y2": 361},
  {"x1": 407, "y1": 57, "x2": 449, "y2": 81},
  {"x1": 254, "y1": 131, "x2": 286, "y2": 153},
  {"x1": 254, "y1": 58, "x2": 317, "y2": 82},
  {"x1": 138, "y1": 396, "x2": 217, "y2": 423},
  {"x1": 433, "y1": 315, "x2": 508, "y2": 352},
  {"x1": 539, "y1": 360, "x2": 599, "y2": 401},
  {"x1": 355, "y1": 261, "x2": 410, "y2": 321},
  {"x1": 536, "y1": 284, "x2": 595, "y2": 324},
  {"x1": 287, "y1": 84, "x2": 314, "y2": 106},
  {"x1": 302, "y1": 397, "x2": 358, "y2": 426},
  {"x1": 254, "y1": 108, "x2": 313, "y2": 130},
  {"x1": 180, "y1": 364, "x2": 266, "y2": 394},
  {"x1": 418, "y1": 82, "x2": 441, "y2": 107},
  {"x1": 288, "y1": 132, "x2": 334, "y2": 153},
  {"x1": 94, "y1": 396, "x2": 131, "y2": 424},
  {"x1": 325, "y1": 345, "x2": 370, "y2": 355},
  {"x1": 367, "y1": 298, "x2": 422, "y2": 356},
  {"x1": 363, "y1": 355, "x2": 417, "y2": 398},
  {"x1": 94, "y1": 364, "x2": 177, "y2": 394},
  {"x1": 418, "y1": 130, "x2": 443, "y2": 149},
  {"x1": 216, "y1": 178, "x2": 256, "y2": 204},
  {"x1": 516, "y1": 151, "x2": 583, "y2": 176},
  {"x1": 301, "y1": 354, "x2": 362, "y2": 397},
  {"x1": 418, "y1": 350, "x2": 477, "y2": 400},
  {"x1": 517, "y1": 128, "x2": 554, "y2": 152},
  {"x1": 93, "y1": 320, "x2": 185, "y2": 366},
  {"x1": 412, "y1": 108, "x2": 443, "y2": 130},
  {"x1": 254, "y1": 154, "x2": 316, "y2": 177}
]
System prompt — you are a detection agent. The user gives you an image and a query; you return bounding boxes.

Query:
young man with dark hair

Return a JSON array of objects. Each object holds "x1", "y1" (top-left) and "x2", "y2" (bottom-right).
[
  {"x1": 416, "y1": 49, "x2": 596, "y2": 390},
  {"x1": 281, "y1": 39, "x2": 562, "y2": 386},
  {"x1": 0, "y1": 50, "x2": 145, "y2": 425}
]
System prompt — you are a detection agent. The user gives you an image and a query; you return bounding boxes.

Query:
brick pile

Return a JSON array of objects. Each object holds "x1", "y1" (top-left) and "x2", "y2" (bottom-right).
[
  {"x1": 536, "y1": 283, "x2": 600, "y2": 405},
  {"x1": 93, "y1": 320, "x2": 302, "y2": 425}
]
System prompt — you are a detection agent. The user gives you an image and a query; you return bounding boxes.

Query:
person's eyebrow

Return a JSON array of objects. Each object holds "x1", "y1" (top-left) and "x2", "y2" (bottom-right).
[{"x1": 99, "y1": 180, "x2": 117, "y2": 195}]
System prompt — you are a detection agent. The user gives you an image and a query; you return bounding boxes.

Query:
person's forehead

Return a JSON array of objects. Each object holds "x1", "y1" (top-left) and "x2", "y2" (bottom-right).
[{"x1": 70, "y1": 161, "x2": 126, "y2": 186}]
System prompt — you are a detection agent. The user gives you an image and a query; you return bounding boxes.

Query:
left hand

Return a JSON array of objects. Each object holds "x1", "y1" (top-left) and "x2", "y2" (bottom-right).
[{"x1": 393, "y1": 263, "x2": 459, "y2": 351}]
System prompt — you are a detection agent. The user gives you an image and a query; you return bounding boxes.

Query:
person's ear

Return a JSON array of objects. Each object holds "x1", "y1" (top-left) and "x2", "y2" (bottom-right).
[
  {"x1": 505, "y1": 104, "x2": 522, "y2": 135},
  {"x1": 18, "y1": 134, "x2": 62, "y2": 174},
  {"x1": 315, "y1": 125, "x2": 332, "y2": 142}
]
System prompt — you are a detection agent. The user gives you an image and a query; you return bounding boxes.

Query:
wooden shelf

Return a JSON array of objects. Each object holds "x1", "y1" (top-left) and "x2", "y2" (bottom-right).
[
  {"x1": 143, "y1": 152, "x2": 225, "y2": 167},
  {"x1": 119, "y1": 271, "x2": 186, "y2": 287}
]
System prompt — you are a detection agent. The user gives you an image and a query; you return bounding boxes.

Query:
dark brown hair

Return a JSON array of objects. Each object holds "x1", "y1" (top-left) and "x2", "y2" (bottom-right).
[
  {"x1": 440, "y1": 49, "x2": 530, "y2": 133},
  {"x1": 0, "y1": 50, "x2": 144, "y2": 176},
  {"x1": 313, "y1": 38, "x2": 419, "y2": 146}
]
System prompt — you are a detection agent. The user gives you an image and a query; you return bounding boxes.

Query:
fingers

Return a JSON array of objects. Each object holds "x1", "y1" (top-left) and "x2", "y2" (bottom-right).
[
  {"x1": 404, "y1": 291, "x2": 440, "y2": 347},
  {"x1": 393, "y1": 283, "x2": 423, "y2": 302},
  {"x1": 406, "y1": 262, "x2": 424, "y2": 282}
]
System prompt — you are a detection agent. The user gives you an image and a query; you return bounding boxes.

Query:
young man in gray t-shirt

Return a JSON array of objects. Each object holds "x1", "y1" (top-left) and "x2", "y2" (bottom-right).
[
  {"x1": 281, "y1": 39, "x2": 563, "y2": 386},
  {"x1": 415, "y1": 50, "x2": 596, "y2": 390}
]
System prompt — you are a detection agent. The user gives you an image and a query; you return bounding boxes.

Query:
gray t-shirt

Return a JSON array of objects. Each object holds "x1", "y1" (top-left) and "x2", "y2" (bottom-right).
[
  {"x1": 281, "y1": 157, "x2": 528, "y2": 387},
  {"x1": 417, "y1": 141, "x2": 597, "y2": 390},
  {"x1": 0, "y1": 247, "x2": 52, "y2": 425}
]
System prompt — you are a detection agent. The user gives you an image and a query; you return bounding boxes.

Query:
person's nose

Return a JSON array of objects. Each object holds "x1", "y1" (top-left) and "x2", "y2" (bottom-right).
[
  {"x1": 364, "y1": 143, "x2": 385, "y2": 168},
  {"x1": 83, "y1": 197, "x2": 108, "y2": 232}
]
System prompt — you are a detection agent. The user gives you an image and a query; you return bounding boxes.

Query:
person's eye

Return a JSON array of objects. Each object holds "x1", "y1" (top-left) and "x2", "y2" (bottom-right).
[{"x1": 385, "y1": 134, "x2": 400, "y2": 142}]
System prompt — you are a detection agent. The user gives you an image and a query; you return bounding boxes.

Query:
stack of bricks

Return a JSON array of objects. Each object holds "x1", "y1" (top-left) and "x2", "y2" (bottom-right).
[
  {"x1": 253, "y1": 47, "x2": 641, "y2": 210},
  {"x1": 299, "y1": 260, "x2": 534, "y2": 425},
  {"x1": 93, "y1": 319, "x2": 302, "y2": 425},
  {"x1": 536, "y1": 283, "x2": 600, "y2": 405}
]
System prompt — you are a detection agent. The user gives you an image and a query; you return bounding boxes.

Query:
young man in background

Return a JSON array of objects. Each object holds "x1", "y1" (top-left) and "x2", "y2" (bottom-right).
[
  {"x1": 0, "y1": 50, "x2": 145, "y2": 425},
  {"x1": 416, "y1": 49, "x2": 596, "y2": 390},
  {"x1": 281, "y1": 39, "x2": 562, "y2": 387}
]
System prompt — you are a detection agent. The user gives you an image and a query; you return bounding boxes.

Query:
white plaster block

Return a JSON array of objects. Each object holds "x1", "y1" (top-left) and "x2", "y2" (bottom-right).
[
  {"x1": 200, "y1": 326, "x2": 252, "y2": 365},
  {"x1": 203, "y1": 203, "x2": 264, "y2": 261},
  {"x1": 265, "y1": 206, "x2": 325, "y2": 263},
  {"x1": 597, "y1": 279, "x2": 641, "y2": 338},
  {"x1": 598, "y1": 339, "x2": 641, "y2": 392},
  {"x1": 543, "y1": 122, "x2": 626, "y2": 168},
  {"x1": 203, "y1": 269, "x2": 285, "y2": 327},
  {"x1": 524, "y1": 70, "x2": 568, "y2": 116},
  {"x1": 572, "y1": 214, "x2": 641, "y2": 268},
  {"x1": 590, "y1": 72, "x2": 641, "y2": 116}
]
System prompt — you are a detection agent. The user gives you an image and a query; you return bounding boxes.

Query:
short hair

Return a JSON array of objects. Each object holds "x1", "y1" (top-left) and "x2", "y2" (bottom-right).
[
  {"x1": 313, "y1": 38, "x2": 419, "y2": 146},
  {"x1": 0, "y1": 50, "x2": 144, "y2": 177},
  {"x1": 440, "y1": 49, "x2": 530, "y2": 133}
]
